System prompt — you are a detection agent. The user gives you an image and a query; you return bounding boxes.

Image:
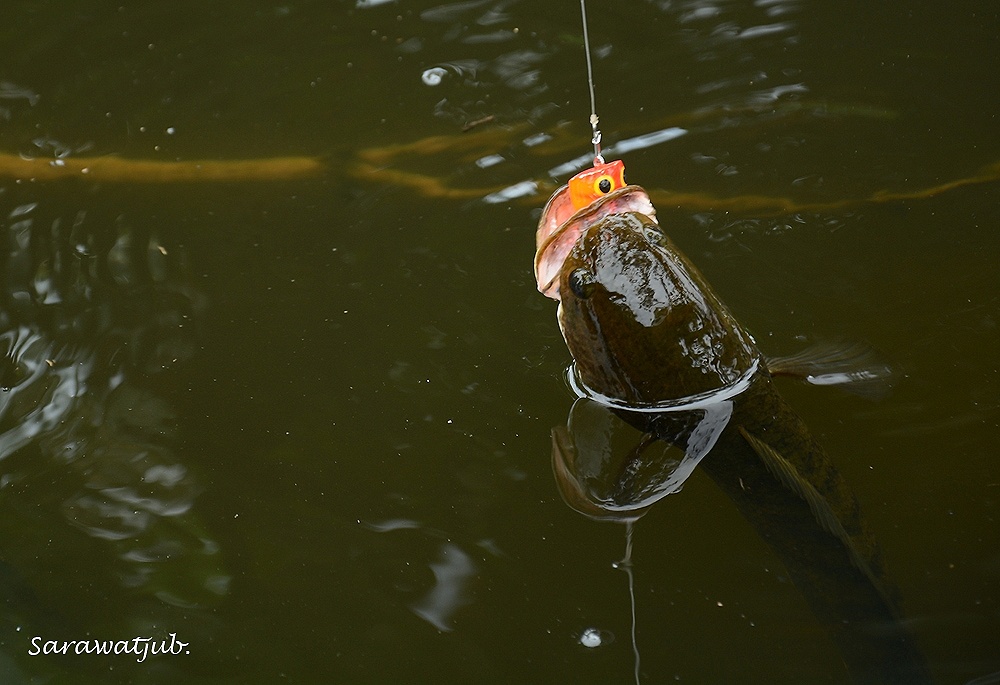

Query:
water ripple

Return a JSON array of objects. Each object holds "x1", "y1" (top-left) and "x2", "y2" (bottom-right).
[{"x1": 0, "y1": 194, "x2": 224, "y2": 615}]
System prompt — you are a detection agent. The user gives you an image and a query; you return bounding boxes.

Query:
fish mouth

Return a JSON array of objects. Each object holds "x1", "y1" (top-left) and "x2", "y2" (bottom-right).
[{"x1": 534, "y1": 184, "x2": 656, "y2": 300}]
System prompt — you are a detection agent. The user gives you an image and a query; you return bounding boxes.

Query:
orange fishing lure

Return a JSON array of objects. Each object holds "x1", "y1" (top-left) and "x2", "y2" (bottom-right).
[{"x1": 568, "y1": 159, "x2": 626, "y2": 210}]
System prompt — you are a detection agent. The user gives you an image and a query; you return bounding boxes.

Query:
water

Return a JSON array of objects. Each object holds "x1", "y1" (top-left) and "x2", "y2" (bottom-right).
[{"x1": 0, "y1": 1, "x2": 997, "y2": 683}]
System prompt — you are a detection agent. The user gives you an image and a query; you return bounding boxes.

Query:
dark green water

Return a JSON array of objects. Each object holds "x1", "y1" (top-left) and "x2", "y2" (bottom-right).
[{"x1": 0, "y1": 1, "x2": 997, "y2": 683}]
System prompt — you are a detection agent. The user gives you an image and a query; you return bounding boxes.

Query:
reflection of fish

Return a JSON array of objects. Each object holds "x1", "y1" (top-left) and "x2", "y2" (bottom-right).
[{"x1": 536, "y1": 181, "x2": 931, "y2": 684}]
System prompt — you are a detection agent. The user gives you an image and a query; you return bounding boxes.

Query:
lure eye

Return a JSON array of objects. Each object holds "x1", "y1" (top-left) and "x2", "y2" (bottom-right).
[{"x1": 568, "y1": 159, "x2": 626, "y2": 210}]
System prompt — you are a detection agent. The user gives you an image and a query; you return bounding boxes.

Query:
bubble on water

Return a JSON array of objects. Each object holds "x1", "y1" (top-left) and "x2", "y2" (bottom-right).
[
  {"x1": 578, "y1": 627, "x2": 613, "y2": 648},
  {"x1": 421, "y1": 67, "x2": 448, "y2": 86}
]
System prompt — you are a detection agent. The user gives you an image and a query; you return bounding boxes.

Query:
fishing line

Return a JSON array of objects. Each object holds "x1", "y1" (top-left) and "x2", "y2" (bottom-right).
[
  {"x1": 579, "y1": 0, "x2": 603, "y2": 164},
  {"x1": 613, "y1": 519, "x2": 642, "y2": 685}
]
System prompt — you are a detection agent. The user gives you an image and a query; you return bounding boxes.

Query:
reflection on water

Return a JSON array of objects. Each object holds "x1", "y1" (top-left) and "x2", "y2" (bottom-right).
[
  {"x1": 551, "y1": 396, "x2": 730, "y2": 520},
  {"x1": 551, "y1": 368, "x2": 932, "y2": 684},
  {"x1": 409, "y1": 542, "x2": 476, "y2": 632},
  {"x1": 0, "y1": 192, "x2": 226, "y2": 658},
  {"x1": 361, "y1": 518, "x2": 480, "y2": 632}
]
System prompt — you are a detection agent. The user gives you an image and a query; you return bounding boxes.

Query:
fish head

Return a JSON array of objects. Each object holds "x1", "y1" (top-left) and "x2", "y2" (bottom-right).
[{"x1": 556, "y1": 208, "x2": 759, "y2": 405}]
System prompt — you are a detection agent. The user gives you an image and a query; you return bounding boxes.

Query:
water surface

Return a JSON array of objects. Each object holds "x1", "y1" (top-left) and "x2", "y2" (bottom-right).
[{"x1": 0, "y1": 1, "x2": 997, "y2": 683}]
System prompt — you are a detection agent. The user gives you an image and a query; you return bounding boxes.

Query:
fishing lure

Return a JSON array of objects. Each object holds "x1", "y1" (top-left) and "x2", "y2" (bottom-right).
[
  {"x1": 532, "y1": 0, "x2": 653, "y2": 299},
  {"x1": 568, "y1": 158, "x2": 627, "y2": 210}
]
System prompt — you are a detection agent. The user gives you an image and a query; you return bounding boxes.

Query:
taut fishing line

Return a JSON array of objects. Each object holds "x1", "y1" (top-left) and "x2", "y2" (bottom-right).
[{"x1": 579, "y1": 0, "x2": 603, "y2": 163}]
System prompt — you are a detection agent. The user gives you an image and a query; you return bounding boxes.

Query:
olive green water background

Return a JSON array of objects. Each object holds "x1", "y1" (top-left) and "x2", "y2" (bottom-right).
[{"x1": 0, "y1": 1, "x2": 998, "y2": 683}]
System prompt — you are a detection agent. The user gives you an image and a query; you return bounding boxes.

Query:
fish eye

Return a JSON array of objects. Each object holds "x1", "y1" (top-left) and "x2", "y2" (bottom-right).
[{"x1": 568, "y1": 268, "x2": 595, "y2": 299}]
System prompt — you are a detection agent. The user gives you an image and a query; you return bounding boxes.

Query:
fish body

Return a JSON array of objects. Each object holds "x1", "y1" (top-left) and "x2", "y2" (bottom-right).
[{"x1": 536, "y1": 181, "x2": 931, "y2": 683}]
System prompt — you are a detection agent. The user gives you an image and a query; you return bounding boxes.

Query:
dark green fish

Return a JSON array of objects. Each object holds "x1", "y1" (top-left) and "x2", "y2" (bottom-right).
[{"x1": 537, "y1": 184, "x2": 930, "y2": 684}]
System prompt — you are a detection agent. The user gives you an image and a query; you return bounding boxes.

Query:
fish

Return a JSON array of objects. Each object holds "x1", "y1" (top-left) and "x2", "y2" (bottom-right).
[{"x1": 535, "y1": 172, "x2": 932, "y2": 684}]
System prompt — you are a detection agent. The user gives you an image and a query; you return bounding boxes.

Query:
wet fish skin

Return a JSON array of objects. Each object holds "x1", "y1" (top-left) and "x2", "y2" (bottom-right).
[{"x1": 556, "y1": 208, "x2": 757, "y2": 404}]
